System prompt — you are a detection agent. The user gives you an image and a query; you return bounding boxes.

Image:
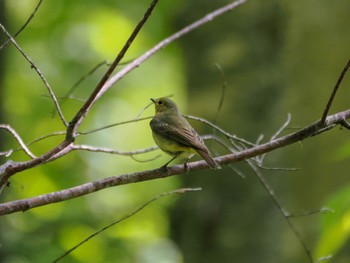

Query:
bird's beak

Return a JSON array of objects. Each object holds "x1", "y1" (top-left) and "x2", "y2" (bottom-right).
[{"x1": 150, "y1": 98, "x2": 156, "y2": 103}]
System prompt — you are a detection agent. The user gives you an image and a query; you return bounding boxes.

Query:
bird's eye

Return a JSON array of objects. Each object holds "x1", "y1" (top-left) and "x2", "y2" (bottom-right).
[{"x1": 158, "y1": 100, "x2": 163, "y2": 105}]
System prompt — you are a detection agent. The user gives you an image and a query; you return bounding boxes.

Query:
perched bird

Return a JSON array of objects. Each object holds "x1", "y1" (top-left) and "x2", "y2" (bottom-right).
[{"x1": 150, "y1": 97, "x2": 220, "y2": 169}]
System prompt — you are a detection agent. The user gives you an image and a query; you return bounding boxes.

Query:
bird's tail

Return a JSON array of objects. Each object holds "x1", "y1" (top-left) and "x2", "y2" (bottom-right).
[{"x1": 196, "y1": 149, "x2": 221, "y2": 169}]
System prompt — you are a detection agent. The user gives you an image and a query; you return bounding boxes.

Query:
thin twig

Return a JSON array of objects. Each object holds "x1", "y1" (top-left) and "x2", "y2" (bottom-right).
[
  {"x1": 0, "y1": 150, "x2": 13, "y2": 157},
  {"x1": 246, "y1": 160, "x2": 314, "y2": 263},
  {"x1": 0, "y1": 24, "x2": 67, "y2": 127},
  {"x1": 257, "y1": 113, "x2": 291, "y2": 163},
  {"x1": 27, "y1": 131, "x2": 66, "y2": 148},
  {"x1": 136, "y1": 101, "x2": 154, "y2": 120},
  {"x1": 0, "y1": 124, "x2": 36, "y2": 159},
  {"x1": 255, "y1": 164, "x2": 299, "y2": 172},
  {"x1": 286, "y1": 207, "x2": 334, "y2": 218},
  {"x1": 270, "y1": 113, "x2": 292, "y2": 141},
  {"x1": 201, "y1": 134, "x2": 235, "y2": 153},
  {"x1": 72, "y1": 144, "x2": 158, "y2": 156},
  {"x1": 321, "y1": 58, "x2": 350, "y2": 125},
  {"x1": 0, "y1": 0, "x2": 43, "y2": 50},
  {"x1": 68, "y1": 60, "x2": 110, "y2": 97},
  {"x1": 51, "y1": 60, "x2": 110, "y2": 117},
  {"x1": 79, "y1": 116, "x2": 153, "y2": 135},
  {"x1": 185, "y1": 114, "x2": 255, "y2": 147},
  {"x1": 130, "y1": 154, "x2": 161, "y2": 163},
  {"x1": 213, "y1": 63, "x2": 227, "y2": 125},
  {"x1": 53, "y1": 187, "x2": 202, "y2": 262}
]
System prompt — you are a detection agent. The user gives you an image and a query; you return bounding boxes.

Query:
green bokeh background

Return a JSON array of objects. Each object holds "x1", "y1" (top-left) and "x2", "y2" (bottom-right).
[{"x1": 1, "y1": 0, "x2": 350, "y2": 262}]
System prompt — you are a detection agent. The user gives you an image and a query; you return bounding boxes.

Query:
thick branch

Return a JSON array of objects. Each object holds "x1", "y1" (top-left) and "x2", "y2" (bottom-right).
[
  {"x1": 1, "y1": 109, "x2": 349, "y2": 216},
  {"x1": 0, "y1": 141, "x2": 72, "y2": 193}
]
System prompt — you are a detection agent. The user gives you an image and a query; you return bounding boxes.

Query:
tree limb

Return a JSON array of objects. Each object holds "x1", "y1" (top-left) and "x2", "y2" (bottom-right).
[{"x1": 1, "y1": 109, "x2": 349, "y2": 216}]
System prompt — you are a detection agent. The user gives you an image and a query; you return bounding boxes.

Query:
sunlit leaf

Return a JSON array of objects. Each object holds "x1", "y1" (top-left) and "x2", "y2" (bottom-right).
[{"x1": 315, "y1": 184, "x2": 350, "y2": 260}]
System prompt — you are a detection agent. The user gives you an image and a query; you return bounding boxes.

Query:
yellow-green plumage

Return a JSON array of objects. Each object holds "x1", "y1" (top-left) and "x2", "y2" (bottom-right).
[{"x1": 150, "y1": 97, "x2": 220, "y2": 169}]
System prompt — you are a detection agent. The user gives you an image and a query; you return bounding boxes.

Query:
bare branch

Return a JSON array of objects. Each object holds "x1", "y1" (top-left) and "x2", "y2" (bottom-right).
[
  {"x1": 201, "y1": 134, "x2": 235, "y2": 153},
  {"x1": 72, "y1": 144, "x2": 158, "y2": 156},
  {"x1": 257, "y1": 113, "x2": 291, "y2": 164},
  {"x1": 321, "y1": 58, "x2": 350, "y2": 124},
  {"x1": 68, "y1": 60, "x2": 110, "y2": 98},
  {"x1": 1, "y1": 109, "x2": 349, "y2": 215},
  {"x1": 0, "y1": 124, "x2": 36, "y2": 159},
  {"x1": 185, "y1": 114, "x2": 255, "y2": 147},
  {"x1": 247, "y1": 160, "x2": 313, "y2": 263},
  {"x1": 270, "y1": 113, "x2": 292, "y2": 141},
  {"x1": 130, "y1": 154, "x2": 161, "y2": 163},
  {"x1": 0, "y1": 0, "x2": 43, "y2": 50},
  {"x1": 0, "y1": 24, "x2": 67, "y2": 127},
  {"x1": 286, "y1": 207, "x2": 334, "y2": 218},
  {"x1": 0, "y1": 140, "x2": 71, "y2": 193},
  {"x1": 254, "y1": 164, "x2": 299, "y2": 172},
  {"x1": 80, "y1": 116, "x2": 153, "y2": 135},
  {"x1": 26, "y1": 131, "x2": 66, "y2": 146}
]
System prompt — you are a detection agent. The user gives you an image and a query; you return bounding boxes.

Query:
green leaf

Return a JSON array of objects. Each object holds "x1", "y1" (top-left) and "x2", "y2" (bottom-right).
[{"x1": 314, "y1": 184, "x2": 350, "y2": 260}]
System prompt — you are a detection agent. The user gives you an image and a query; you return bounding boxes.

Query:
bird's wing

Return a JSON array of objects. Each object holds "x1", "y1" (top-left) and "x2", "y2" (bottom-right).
[
  {"x1": 152, "y1": 121, "x2": 208, "y2": 152},
  {"x1": 151, "y1": 117, "x2": 220, "y2": 169}
]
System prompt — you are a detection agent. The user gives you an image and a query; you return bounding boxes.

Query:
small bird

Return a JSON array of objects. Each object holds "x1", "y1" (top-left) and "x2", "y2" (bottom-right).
[{"x1": 150, "y1": 97, "x2": 220, "y2": 169}]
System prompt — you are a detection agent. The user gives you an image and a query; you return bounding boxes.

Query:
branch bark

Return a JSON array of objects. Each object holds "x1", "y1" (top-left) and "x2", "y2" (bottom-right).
[{"x1": 1, "y1": 109, "x2": 349, "y2": 216}]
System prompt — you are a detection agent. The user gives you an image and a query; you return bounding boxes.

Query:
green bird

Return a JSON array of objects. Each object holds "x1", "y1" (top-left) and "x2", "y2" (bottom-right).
[{"x1": 150, "y1": 97, "x2": 220, "y2": 169}]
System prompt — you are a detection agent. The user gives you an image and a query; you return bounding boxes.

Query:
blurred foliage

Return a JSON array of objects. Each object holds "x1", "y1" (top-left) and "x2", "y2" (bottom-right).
[
  {"x1": 315, "y1": 183, "x2": 350, "y2": 261},
  {"x1": 1, "y1": 0, "x2": 185, "y2": 262},
  {"x1": 170, "y1": 0, "x2": 350, "y2": 263},
  {"x1": 0, "y1": 0, "x2": 350, "y2": 263}
]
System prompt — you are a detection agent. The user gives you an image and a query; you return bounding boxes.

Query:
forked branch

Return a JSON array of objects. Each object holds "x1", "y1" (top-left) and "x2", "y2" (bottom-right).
[{"x1": 0, "y1": 0, "x2": 248, "y2": 191}]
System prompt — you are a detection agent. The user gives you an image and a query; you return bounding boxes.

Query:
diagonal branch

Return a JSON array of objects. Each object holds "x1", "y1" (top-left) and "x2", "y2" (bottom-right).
[
  {"x1": 66, "y1": 0, "x2": 160, "y2": 139},
  {"x1": 321, "y1": 58, "x2": 350, "y2": 125},
  {"x1": 0, "y1": 0, "x2": 43, "y2": 50},
  {"x1": 247, "y1": 160, "x2": 313, "y2": 262},
  {"x1": 0, "y1": 24, "x2": 67, "y2": 127},
  {"x1": 0, "y1": 124, "x2": 36, "y2": 159},
  {"x1": 53, "y1": 187, "x2": 201, "y2": 262}
]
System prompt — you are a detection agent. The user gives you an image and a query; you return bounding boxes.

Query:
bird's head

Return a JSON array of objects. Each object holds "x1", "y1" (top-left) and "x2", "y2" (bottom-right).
[{"x1": 151, "y1": 97, "x2": 179, "y2": 114}]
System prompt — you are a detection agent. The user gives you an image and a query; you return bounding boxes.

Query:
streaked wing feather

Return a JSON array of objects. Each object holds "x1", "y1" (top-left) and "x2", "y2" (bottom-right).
[{"x1": 153, "y1": 122, "x2": 207, "y2": 152}]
